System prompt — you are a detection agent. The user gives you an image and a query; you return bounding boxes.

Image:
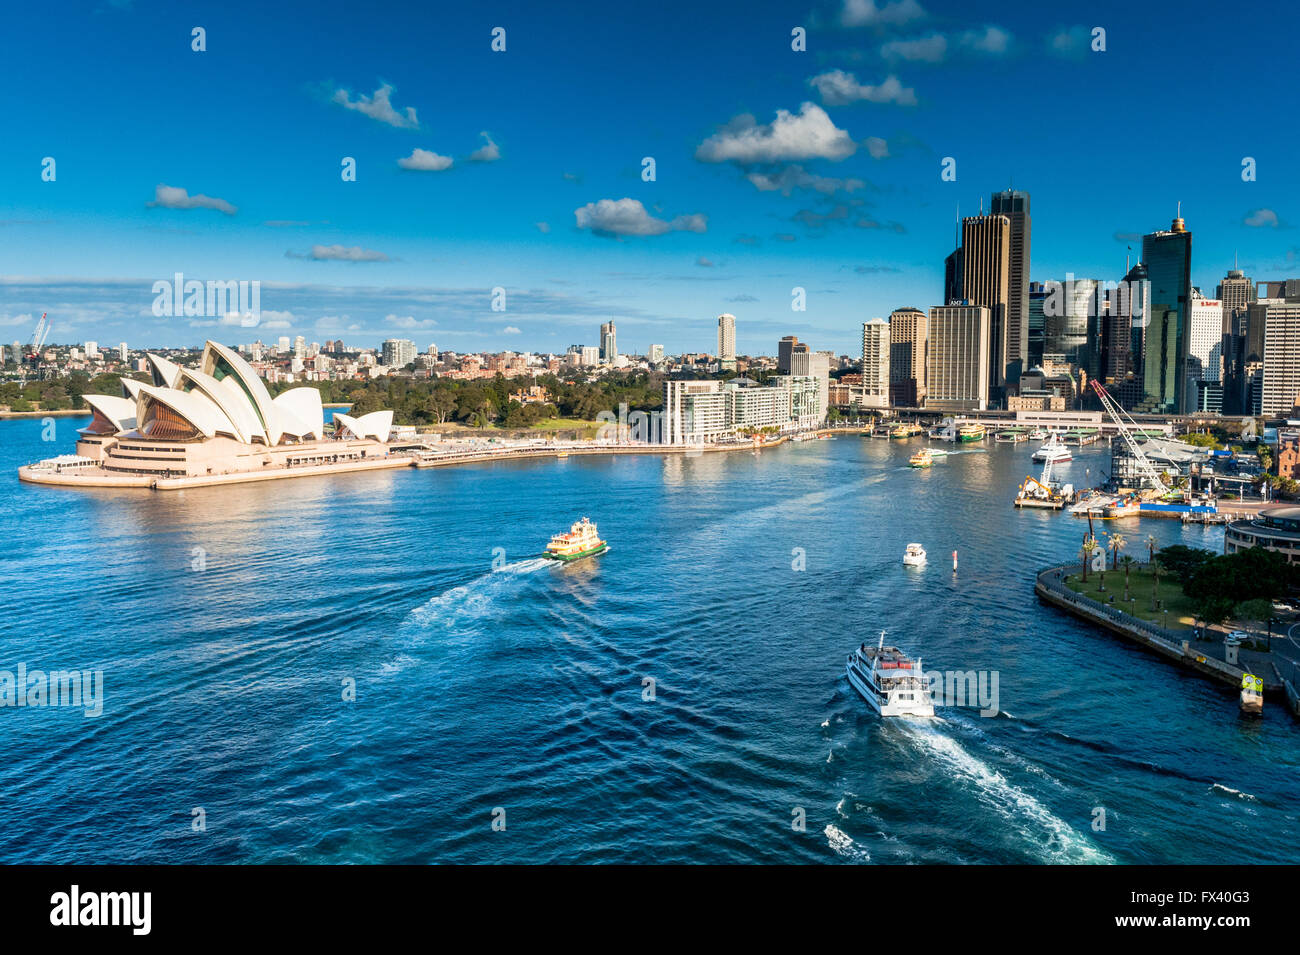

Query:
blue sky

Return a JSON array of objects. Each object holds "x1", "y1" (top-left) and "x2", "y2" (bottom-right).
[{"x1": 2, "y1": 0, "x2": 1298, "y2": 356}]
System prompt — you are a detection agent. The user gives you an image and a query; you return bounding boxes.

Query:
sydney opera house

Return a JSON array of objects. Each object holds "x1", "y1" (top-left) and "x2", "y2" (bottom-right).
[{"x1": 19, "y1": 340, "x2": 398, "y2": 489}]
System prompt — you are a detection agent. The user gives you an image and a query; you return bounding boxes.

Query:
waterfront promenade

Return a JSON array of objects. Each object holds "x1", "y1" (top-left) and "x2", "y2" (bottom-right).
[{"x1": 1036, "y1": 564, "x2": 1300, "y2": 708}]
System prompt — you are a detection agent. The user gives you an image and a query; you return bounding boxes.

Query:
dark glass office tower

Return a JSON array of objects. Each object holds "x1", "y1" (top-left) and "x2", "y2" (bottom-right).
[
  {"x1": 1028, "y1": 281, "x2": 1046, "y2": 368},
  {"x1": 990, "y1": 189, "x2": 1031, "y2": 386},
  {"x1": 1140, "y1": 215, "x2": 1192, "y2": 412}
]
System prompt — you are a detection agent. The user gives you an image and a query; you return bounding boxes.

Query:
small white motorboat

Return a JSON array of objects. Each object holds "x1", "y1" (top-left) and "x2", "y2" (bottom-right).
[{"x1": 903, "y1": 543, "x2": 927, "y2": 566}]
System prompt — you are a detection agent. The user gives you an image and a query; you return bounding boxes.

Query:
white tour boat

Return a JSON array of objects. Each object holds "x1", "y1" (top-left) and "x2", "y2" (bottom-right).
[
  {"x1": 846, "y1": 632, "x2": 935, "y2": 717},
  {"x1": 1032, "y1": 432, "x2": 1072, "y2": 463},
  {"x1": 902, "y1": 542, "x2": 927, "y2": 566}
]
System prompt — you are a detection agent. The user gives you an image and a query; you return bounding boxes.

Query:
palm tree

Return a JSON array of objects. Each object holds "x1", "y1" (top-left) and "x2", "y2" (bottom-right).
[
  {"x1": 1145, "y1": 534, "x2": 1158, "y2": 565},
  {"x1": 1119, "y1": 554, "x2": 1136, "y2": 602},
  {"x1": 1080, "y1": 534, "x2": 1096, "y2": 583},
  {"x1": 1108, "y1": 532, "x2": 1127, "y2": 570}
]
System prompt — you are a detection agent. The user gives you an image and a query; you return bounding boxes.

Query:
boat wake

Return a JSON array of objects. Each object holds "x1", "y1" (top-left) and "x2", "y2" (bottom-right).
[
  {"x1": 824, "y1": 823, "x2": 870, "y2": 862},
  {"x1": 899, "y1": 720, "x2": 1113, "y2": 864}
]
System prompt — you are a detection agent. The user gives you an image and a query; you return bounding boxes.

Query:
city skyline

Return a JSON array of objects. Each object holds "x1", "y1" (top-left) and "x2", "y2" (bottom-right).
[{"x1": 3, "y1": 0, "x2": 1297, "y2": 356}]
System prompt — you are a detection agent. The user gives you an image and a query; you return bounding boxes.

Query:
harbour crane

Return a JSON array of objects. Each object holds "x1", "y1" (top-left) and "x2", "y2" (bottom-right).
[{"x1": 1089, "y1": 379, "x2": 1171, "y2": 497}]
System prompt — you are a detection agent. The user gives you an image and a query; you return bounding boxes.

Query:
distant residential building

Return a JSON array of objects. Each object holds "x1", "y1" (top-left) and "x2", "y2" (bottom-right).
[
  {"x1": 381, "y1": 338, "x2": 416, "y2": 368},
  {"x1": 84, "y1": 341, "x2": 99, "y2": 359},
  {"x1": 887, "y1": 306, "x2": 927, "y2": 407},
  {"x1": 294, "y1": 335, "x2": 306, "y2": 359},
  {"x1": 925, "y1": 305, "x2": 990, "y2": 411},
  {"x1": 648, "y1": 343, "x2": 664, "y2": 363},
  {"x1": 600, "y1": 322, "x2": 617, "y2": 362},
  {"x1": 118, "y1": 342, "x2": 128, "y2": 361},
  {"x1": 859, "y1": 319, "x2": 890, "y2": 409},
  {"x1": 717, "y1": 314, "x2": 736, "y2": 366}
]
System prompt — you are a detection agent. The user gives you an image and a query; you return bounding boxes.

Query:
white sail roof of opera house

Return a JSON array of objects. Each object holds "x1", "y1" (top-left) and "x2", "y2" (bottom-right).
[
  {"x1": 334, "y1": 410, "x2": 394, "y2": 442},
  {"x1": 78, "y1": 340, "x2": 380, "y2": 447},
  {"x1": 79, "y1": 393, "x2": 137, "y2": 435}
]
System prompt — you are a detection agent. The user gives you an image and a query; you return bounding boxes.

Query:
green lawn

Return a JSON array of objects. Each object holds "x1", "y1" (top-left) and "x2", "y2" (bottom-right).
[
  {"x1": 1062, "y1": 565, "x2": 1199, "y2": 626},
  {"x1": 528, "y1": 417, "x2": 601, "y2": 431}
]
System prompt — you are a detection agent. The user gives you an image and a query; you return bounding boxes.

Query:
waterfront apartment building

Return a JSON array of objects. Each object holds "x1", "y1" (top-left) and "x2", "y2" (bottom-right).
[
  {"x1": 789, "y1": 348, "x2": 832, "y2": 423},
  {"x1": 717, "y1": 314, "x2": 736, "y2": 366},
  {"x1": 925, "y1": 305, "x2": 990, "y2": 411},
  {"x1": 860, "y1": 319, "x2": 890, "y2": 409},
  {"x1": 381, "y1": 338, "x2": 416, "y2": 368},
  {"x1": 1260, "y1": 299, "x2": 1300, "y2": 416},
  {"x1": 661, "y1": 376, "x2": 824, "y2": 444},
  {"x1": 990, "y1": 189, "x2": 1031, "y2": 386},
  {"x1": 1142, "y1": 215, "x2": 1193, "y2": 412},
  {"x1": 958, "y1": 212, "x2": 1011, "y2": 396},
  {"x1": 887, "y1": 306, "x2": 927, "y2": 407}
]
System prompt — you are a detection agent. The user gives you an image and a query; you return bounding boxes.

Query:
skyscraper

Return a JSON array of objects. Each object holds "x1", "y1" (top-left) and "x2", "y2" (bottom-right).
[
  {"x1": 958, "y1": 212, "x2": 1011, "y2": 397},
  {"x1": 887, "y1": 306, "x2": 927, "y2": 407},
  {"x1": 925, "y1": 305, "x2": 990, "y2": 411},
  {"x1": 600, "y1": 321, "x2": 617, "y2": 362},
  {"x1": 716, "y1": 313, "x2": 736, "y2": 365},
  {"x1": 990, "y1": 189, "x2": 1031, "y2": 385},
  {"x1": 1027, "y1": 282, "x2": 1046, "y2": 369},
  {"x1": 860, "y1": 318, "x2": 890, "y2": 409},
  {"x1": 1260, "y1": 299, "x2": 1300, "y2": 416},
  {"x1": 1141, "y1": 213, "x2": 1193, "y2": 412},
  {"x1": 777, "y1": 335, "x2": 806, "y2": 374}
]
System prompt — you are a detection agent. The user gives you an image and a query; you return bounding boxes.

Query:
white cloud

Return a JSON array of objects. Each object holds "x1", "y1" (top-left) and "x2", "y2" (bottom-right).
[
  {"x1": 840, "y1": 0, "x2": 926, "y2": 28},
  {"x1": 808, "y1": 70, "x2": 916, "y2": 106},
  {"x1": 385, "y1": 313, "x2": 437, "y2": 328},
  {"x1": 1244, "y1": 208, "x2": 1280, "y2": 228},
  {"x1": 1047, "y1": 25, "x2": 1090, "y2": 58},
  {"x1": 330, "y1": 83, "x2": 419, "y2": 129},
  {"x1": 535, "y1": 221, "x2": 551, "y2": 234},
  {"x1": 502, "y1": 325, "x2": 521, "y2": 334},
  {"x1": 745, "y1": 165, "x2": 865, "y2": 196},
  {"x1": 961, "y1": 25, "x2": 1011, "y2": 55},
  {"x1": 881, "y1": 33, "x2": 947, "y2": 62},
  {"x1": 575, "y1": 198, "x2": 707, "y2": 237},
  {"x1": 697, "y1": 257, "x2": 714, "y2": 267},
  {"x1": 468, "y1": 132, "x2": 500, "y2": 162},
  {"x1": 397, "y1": 148, "x2": 453, "y2": 171},
  {"x1": 865, "y1": 137, "x2": 889, "y2": 159},
  {"x1": 696, "y1": 103, "x2": 857, "y2": 164},
  {"x1": 289, "y1": 244, "x2": 391, "y2": 262},
  {"x1": 147, "y1": 184, "x2": 237, "y2": 215}
]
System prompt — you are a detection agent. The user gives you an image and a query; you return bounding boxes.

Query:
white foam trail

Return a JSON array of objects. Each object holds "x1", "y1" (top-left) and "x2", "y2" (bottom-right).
[
  {"x1": 404, "y1": 557, "x2": 552, "y2": 628},
  {"x1": 1209, "y1": 783, "x2": 1257, "y2": 801},
  {"x1": 824, "y1": 824, "x2": 870, "y2": 861},
  {"x1": 902, "y1": 722, "x2": 1112, "y2": 864}
]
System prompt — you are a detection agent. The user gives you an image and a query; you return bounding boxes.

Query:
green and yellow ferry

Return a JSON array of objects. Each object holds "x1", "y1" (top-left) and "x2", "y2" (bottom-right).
[{"x1": 544, "y1": 517, "x2": 610, "y2": 562}]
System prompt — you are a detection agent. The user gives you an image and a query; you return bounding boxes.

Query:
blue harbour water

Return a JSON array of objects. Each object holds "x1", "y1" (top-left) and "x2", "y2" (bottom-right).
[{"x1": 1, "y1": 417, "x2": 1297, "y2": 864}]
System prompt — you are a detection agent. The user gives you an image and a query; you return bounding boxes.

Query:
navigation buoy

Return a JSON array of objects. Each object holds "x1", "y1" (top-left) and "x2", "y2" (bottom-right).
[{"x1": 952, "y1": 549, "x2": 958, "y2": 572}]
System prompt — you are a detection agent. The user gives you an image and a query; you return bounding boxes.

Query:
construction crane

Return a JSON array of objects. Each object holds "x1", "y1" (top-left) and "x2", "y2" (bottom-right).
[
  {"x1": 1090, "y1": 379, "x2": 1171, "y2": 497},
  {"x1": 26, "y1": 312, "x2": 48, "y2": 360}
]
